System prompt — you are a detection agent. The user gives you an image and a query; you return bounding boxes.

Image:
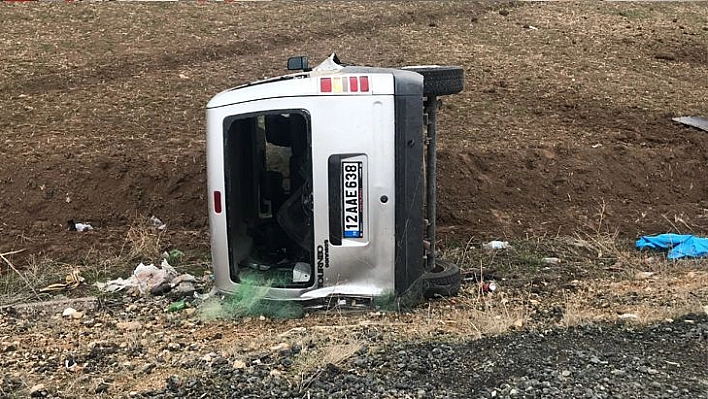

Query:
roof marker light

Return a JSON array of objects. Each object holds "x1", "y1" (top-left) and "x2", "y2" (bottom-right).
[
  {"x1": 359, "y1": 76, "x2": 369, "y2": 92},
  {"x1": 349, "y1": 76, "x2": 359, "y2": 92},
  {"x1": 320, "y1": 78, "x2": 332, "y2": 92},
  {"x1": 333, "y1": 77, "x2": 343, "y2": 93}
]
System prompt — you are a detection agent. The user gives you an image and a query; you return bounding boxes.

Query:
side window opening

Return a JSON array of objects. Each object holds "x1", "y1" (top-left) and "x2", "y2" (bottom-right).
[{"x1": 223, "y1": 111, "x2": 313, "y2": 288}]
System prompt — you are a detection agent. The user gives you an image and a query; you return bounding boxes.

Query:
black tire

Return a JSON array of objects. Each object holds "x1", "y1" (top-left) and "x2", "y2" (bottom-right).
[
  {"x1": 402, "y1": 66, "x2": 464, "y2": 96},
  {"x1": 422, "y1": 258, "x2": 462, "y2": 298}
]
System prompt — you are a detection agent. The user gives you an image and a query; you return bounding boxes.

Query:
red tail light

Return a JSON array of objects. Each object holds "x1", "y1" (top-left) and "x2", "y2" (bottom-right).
[{"x1": 213, "y1": 191, "x2": 222, "y2": 214}]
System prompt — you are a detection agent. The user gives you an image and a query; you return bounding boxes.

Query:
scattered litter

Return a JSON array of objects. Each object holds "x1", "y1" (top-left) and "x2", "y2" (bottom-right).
[
  {"x1": 171, "y1": 274, "x2": 197, "y2": 296},
  {"x1": 67, "y1": 220, "x2": 93, "y2": 232},
  {"x1": 64, "y1": 358, "x2": 82, "y2": 372},
  {"x1": 40, "y1": 269, "x2": 85, "y2": 292},
  {"x1": 523, "y1": 24, "x2": 539, "y2": 30},
  {"x1": 167, "y1": 300, "x2": 186, "y2": 312},
  {"x1": 149, "y1": 215, "x2": 167, "y2": 230},
  {"x1": 61, "y1": 308, "x2": 83, "y2": 319},
  {"x1": 95, "y1": 259, "x2": 197, "y2": 295},
  {"x1": 636, "y1": 234, "x2": 708, "y2": 259},
  {"x1": 483, "y1": 240, "x2": 511, "y2": 250},
  {"x1": 482, "y1": 281, "x2": 497, "y2": 293},
  {"x1": 672, "y1": 116, "x2": 708, "y2": 132},
  {"x1": 618, "y1": 313, "x2": 638, "y2": 320},
  {"x1": 542, "y1": 257, "x2": 561, "y2": 265},
  {"x1": 591, "y1": 143, "x2": 603, "y2": 149},
  {"x1": 150, "y1": 282, "x2": 172, "y2": 296},
  {"x1": 162, "y1": 249, "x2": 184, "y2": 264}
]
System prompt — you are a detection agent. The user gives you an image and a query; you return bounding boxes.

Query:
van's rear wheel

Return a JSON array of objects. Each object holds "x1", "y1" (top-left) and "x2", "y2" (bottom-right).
[
  {"x1": 422, "y1": 258, "x2": 462, "y2": 298},
  {"x1": 402, "y1": 66, "x2": 464, "y2": 96}
]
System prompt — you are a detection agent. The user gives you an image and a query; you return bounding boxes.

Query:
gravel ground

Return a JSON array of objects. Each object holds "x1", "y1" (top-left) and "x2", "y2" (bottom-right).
[
  {"x1": 1, "y1": 269, "x2": 706, "y2": 399},
  {"x1": 130, "y1": 313, "x2": 708, "y2": 399}
]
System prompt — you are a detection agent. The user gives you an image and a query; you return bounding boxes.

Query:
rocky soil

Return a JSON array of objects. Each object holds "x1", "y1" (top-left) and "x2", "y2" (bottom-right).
[{"x1": 1, "y1": 286, "x2": 707, "y2": 399}]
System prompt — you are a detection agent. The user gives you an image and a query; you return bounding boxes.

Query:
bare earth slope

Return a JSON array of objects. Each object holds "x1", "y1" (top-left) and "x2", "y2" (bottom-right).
[{"x1": 0, "y1": 1, "x2": 706, "y2": 262}]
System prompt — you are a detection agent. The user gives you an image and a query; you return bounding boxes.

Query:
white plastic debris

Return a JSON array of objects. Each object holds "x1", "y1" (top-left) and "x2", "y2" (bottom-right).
[
  {"x1": 61, "y1": 307, "x2": 84, "y2": 319},
  {"x1": 482, "y1": 281, "x2": 497, "y2": 293},
  {"x1": 149, "y1": 215, "x2": 167, "y2": 230},
  {"x1": 542, "y1": 257, "x2": 561, "y2": 265},
  {"x1": 75, "y1": 223, "x2": 93, "y2": 231},
  {"x1": 313, "y1": 53, "x2": 345, "y2": 72},
  {"x1": 619, "y1": 313, "x2": 639, "y2": 320},
  {"x1": 483, "y1": 240, "x2": 511, "y2": 250},
  {"x1": 68, "y1": 220, "x2": 93, "y2": 232},
  {"x1": 95, "y1": 260, "x2": 180, "y2": 295}
]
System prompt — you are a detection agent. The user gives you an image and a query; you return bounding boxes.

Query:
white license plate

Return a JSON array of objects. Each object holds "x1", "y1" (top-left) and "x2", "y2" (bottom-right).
[{"x1": 341, "y1": 161, "x2": 363, "y2": 239}]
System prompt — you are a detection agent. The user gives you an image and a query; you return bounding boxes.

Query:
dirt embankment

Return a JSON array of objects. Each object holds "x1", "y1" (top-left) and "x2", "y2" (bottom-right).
[{"x1": 0, "y1": 1, "x2": 706, "y2": 262}]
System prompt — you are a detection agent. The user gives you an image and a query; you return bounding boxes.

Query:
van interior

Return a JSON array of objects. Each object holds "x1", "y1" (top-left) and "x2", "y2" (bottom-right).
[{"x1": 223, "y1": 111, "x2": 314, "y2": 288}]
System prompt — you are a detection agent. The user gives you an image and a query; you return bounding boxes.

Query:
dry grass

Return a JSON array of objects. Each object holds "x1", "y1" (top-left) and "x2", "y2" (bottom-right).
[
  {"x1": 0, "y1": 217, "x2": 171, "y2": 306},
  {"x1": 122, "y1": 215, "x2": 166, "y2": 261},
  {"x1": 0, "y1": 256, "x2": 67, "y2": 306}
]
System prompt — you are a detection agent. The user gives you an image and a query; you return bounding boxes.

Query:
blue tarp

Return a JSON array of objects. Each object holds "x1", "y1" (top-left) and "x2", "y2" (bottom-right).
[{"x1": 636, "y1": 234, "x2": 708, "y2": 259}]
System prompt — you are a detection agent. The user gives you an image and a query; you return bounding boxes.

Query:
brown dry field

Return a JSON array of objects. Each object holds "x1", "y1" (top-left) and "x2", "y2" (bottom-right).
[
  {"x1": 0, "y1": 1, "x2": 707, "y2": 264},
  {"x1": 0, "y1": 2, "x2": 707, "y2": 397}
]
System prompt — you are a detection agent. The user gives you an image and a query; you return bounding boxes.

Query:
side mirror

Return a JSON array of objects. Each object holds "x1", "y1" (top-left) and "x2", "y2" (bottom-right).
[{"x1": 287, "y1": 56, "x2": 310, "y2": 72}]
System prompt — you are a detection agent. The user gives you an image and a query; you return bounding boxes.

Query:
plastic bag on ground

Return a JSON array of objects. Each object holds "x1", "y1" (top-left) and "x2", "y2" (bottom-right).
[
  {"x1": 95, "y1": 259, "x2": 194, "y2": 295},
  {"x1": 636, "y1": 234, "x2": 708, "y2": 259}
]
